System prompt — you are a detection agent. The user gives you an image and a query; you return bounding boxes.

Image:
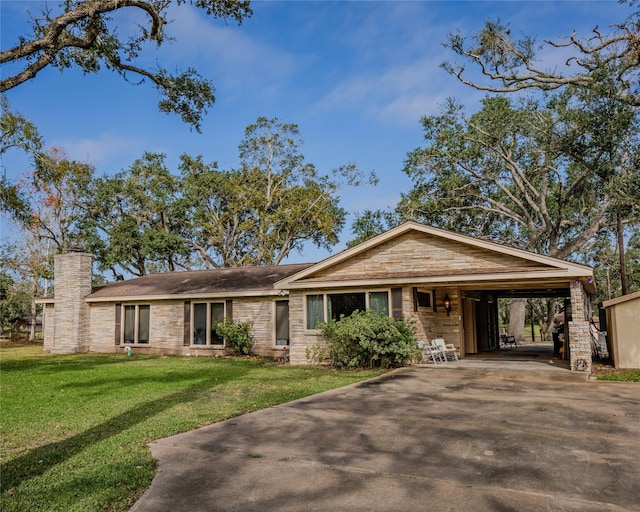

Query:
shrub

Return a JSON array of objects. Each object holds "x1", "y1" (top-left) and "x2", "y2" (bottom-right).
[
  {"x1": 318, "y1": 310, "x2": 419, "y2": 368},
  {"x1": 216, "y1": 319, "x2": 254, "y2": 355}
]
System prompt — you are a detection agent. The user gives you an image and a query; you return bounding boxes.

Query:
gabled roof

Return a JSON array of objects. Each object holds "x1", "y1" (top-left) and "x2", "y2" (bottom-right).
[
  {"x1": 86, "y1": 263, "x2": 314, "y2": 302},
  {"x1": 275, "y1": 222, "x2": 596, "y2": 293}
]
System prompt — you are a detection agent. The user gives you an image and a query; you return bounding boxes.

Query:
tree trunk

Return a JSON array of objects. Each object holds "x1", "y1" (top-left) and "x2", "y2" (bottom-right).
[
  {"x1": 508, "y1": 298, "x2": 526, "y2": 343},
  {"x1": 29, "y1": 298, "x2": 37, "y2": 342},
  {"x1": 617, "y1": 212, "x2": 628, "y2": 295},
  {"x1": 542, "y1": 299, "x2": 556, "y2": 342}
]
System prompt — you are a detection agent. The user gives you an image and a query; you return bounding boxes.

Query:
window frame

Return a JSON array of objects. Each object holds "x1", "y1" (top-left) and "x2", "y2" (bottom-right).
[
  {"x1": 191, "y1": 301, "x2": 226, "y2": 347},
  {"x1": 304, "y1": 289, "x2": 391, "y2": 332},
  {"x1": 274, "y1": 299, "x2": 290, "y2": 347},
  {"x1": 122, "y1": 304, "x2": 151, "y2": 345}
]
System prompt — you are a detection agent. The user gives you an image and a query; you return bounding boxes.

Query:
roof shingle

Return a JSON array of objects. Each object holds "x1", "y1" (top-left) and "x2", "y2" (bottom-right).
[{"x1": 87, "y1": 263, "x2": 314, "y2": 300}]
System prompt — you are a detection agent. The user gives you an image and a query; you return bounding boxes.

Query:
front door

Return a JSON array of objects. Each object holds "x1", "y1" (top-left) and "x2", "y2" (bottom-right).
[{"x1": 463, "y1": 298, "x2": 477, "y2": 354}]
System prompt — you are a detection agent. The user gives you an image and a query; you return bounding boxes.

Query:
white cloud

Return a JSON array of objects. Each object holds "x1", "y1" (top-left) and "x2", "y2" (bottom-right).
[
  {"x1": 51, "y1": 132, "x2": 146, "y2": 169},
  {"x1": 316, "y1": 56, "x2": 463, "y2": 125},
  {"x1": 162, "y1": 4, "x2": 298, "y2": 93}
]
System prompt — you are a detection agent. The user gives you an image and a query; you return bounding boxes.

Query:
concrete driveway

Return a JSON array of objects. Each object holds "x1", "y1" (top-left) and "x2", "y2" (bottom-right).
[{"x1": 131, "y1": 361, "x2": 640, "y2": 512}]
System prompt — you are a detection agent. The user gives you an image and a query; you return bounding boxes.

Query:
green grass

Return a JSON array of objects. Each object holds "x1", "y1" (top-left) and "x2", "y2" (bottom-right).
[
  {"x1": 0, "y1": 344, "x2": 385, "y2": 511},
  {"x1": 597, "y1": 369, "x2": 640, "y2": 382}
]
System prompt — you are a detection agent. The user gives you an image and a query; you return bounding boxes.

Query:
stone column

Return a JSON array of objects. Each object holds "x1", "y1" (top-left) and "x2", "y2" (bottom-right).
[
  {"x1": 52, "y1": 252, "x2": 92, "y2": 353},
  {"x1": 568, "y1": 280, "x2": 591, "y2": 372}
]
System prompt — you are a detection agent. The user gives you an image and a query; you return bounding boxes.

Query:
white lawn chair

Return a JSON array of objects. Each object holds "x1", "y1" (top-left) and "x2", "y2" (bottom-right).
[
  {"x1": 418, "y1": 340, "x2": 446, "y2": 364},
  {"x1": 431, "y1": 338, "x2": 459, "y2": 361}
]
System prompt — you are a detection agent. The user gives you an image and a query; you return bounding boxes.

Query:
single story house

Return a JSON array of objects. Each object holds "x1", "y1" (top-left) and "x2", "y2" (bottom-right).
[
  {"x1": 37, "y1": 222, "x2": 597, "y2": 371},
  {"x1": 10, "y1": 315, "x2": 43, "y2": 338}
]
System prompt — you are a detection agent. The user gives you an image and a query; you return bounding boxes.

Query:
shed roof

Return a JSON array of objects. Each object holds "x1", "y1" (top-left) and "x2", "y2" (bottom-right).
[
  {"x1": 86, "y1": 263, "x2": 314, "y2": 302},
  {"x1": 602, "y1": 290, "x2": 640, "y2": 308}
]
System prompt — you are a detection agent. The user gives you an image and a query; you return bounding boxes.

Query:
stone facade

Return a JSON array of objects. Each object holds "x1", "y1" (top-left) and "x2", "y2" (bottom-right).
[
  {"x1": 288, "y1": 286, "x2": 462, "y2": 366},
  {"x1": 568, "y1": 280, "x2": 592, "y2": 372},
  {"x1": 45, "y1": 252, "x2": 92, "y2": 354},
  {"x1": 303, "y1": 231, "x2": 543, "y2": 282},
  {"x1": 88, "y1": 297, "x2": 287, "y2": 358}
]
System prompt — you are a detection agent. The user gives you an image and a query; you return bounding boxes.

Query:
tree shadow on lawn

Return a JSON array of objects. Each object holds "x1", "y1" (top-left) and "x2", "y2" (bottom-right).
[
  {"x1": 0, "y1": 352, "x2": 158, "y2": 374},
  {"x1": 0, "y1": 367, "x2": 251, "y2": 494}
]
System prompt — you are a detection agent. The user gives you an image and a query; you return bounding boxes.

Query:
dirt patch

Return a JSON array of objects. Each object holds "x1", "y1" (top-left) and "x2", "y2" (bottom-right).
[{"x1": 590, "y1": 359, "x2": 628, "y2": 378}]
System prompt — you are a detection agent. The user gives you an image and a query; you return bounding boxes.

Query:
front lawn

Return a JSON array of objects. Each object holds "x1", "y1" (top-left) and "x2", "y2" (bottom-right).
[
  {"x1": 597, "y1": 368, "x2": 640, "y2": 382},
  {"x1": 0, "y1": 344, "x2": 384, "y2": 511}
]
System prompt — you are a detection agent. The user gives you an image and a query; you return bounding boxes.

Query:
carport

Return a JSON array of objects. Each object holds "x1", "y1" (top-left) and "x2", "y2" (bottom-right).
[
  {"x1": 460, "y1": 288, "x2": 571, "y2": 355},
  {"x1": 455, "y1": 278, "x2": 595, "y2": 372}
]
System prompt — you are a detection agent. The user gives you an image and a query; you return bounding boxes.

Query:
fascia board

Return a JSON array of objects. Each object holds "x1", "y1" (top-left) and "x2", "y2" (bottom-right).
[
  {"x1": 281, "y1": 269, "x2": 583, "y2": 290},
  {"x1": 602, "y1": 290, "x2": 640, "y2": 308},
  {"x1": 86, "y1": 289, "x2": 286, "y2": 303}
]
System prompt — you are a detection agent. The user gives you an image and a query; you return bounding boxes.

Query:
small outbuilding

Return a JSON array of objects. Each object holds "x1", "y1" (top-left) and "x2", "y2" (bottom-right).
[{"x1": 602, "y1": 290, "x2": 640, "y2": 369}]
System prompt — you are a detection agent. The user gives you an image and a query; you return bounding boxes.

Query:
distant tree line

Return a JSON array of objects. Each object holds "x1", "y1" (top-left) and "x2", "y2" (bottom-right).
[{"x1": 0, "y1": 112, "x2": 373, "y2": 333}]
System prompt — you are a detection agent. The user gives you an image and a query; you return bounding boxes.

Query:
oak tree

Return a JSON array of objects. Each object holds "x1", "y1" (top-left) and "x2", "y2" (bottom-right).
[{"x1": 1, "y1": 0, "x2": 252, "y2": 131}]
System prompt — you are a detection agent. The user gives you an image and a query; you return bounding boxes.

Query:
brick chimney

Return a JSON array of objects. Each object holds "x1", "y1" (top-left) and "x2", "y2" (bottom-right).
[{"x1": 50, "y1": 251, "x2": 92, "y2": 353}]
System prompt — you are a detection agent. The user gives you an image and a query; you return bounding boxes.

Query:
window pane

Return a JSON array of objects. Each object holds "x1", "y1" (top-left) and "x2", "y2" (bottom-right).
[
  {"x1": 124, "y1": 306, "x2": 135, "y2": 344},
  {"x1": 369, "y1": 292, "x2": 389, "y2": 315},
  {"x1": 138, "y1": 305, "x2": 150, "y2": 344},
  {"x1": 328, "y1": 293, "x2": 365, "y2": 321},
  {"x1": 193, "y1": 303, "x2": 207, "y2": 345},
  {"x1": 276, "y1": 301, "x2": 289, "y2": 345},
  {"x1": 210, "y1": 303, "x2": 225, "y2": 345},
  {"x1": 306, "y1": 295, "x2": 324, "y2": 329}
]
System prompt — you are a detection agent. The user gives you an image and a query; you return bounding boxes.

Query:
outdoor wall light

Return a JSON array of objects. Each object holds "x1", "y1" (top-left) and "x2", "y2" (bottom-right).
[{"x1": 443, "y1": 293, "x2": 452, "y2": 316}]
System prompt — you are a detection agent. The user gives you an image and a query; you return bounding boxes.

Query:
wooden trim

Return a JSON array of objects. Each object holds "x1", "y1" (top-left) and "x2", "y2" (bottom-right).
[
  {"x1": 391, "y1": 288, "x2": 403, "y2": 319},
  {"x1": 183, "y1": 301, "x2": 190, "y2": 346},
  {"x1": 114, "y1": 303, "x2": 121, "y2": 345},
  {"x1": 87, "y1": 289, "x2": 283, "y2": 303}
]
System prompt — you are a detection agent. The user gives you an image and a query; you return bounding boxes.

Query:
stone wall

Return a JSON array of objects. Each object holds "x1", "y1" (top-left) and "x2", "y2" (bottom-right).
[
  {"x1": 89, "y1": 297, "x2": 287, "y2": 358},
  {"x1": 568, "y1": 280, "x2": 591, "y2": 372},
  {"x1": 42, "y1": 304, "x2": 55, "y2": 352},
  {"x1": 288, "y1": 286, "x2": 462, "y2": 366},
  {"x1": 51, "y1": 252, "x2": 92, "y2": 353},
  {"x1": 303, "y1": 231, "x2": 542, "y2": 282}
]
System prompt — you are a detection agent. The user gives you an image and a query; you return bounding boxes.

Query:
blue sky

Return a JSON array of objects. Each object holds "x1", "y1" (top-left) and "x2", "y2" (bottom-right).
[{"x1": 0, "y1": 0, "x2": 632, "y2": 264}]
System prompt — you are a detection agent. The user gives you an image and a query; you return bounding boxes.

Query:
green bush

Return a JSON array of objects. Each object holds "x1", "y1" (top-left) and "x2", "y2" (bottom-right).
[
  {"x1": 216, "y1": 319, "x2": 255, "y2": 355},
  {"x1": 318, "y1": 310, "x2": 419, "y2": 368}
]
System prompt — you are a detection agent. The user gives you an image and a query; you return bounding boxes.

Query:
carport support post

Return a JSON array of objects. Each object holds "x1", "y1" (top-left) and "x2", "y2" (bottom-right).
[{"x1": 568, "y1": 280, "x2": 591, "y2": 372}]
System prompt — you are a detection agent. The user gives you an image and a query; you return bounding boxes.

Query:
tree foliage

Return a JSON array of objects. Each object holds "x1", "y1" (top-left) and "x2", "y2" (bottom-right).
[
  {"x1": 1, "y1": 0, "x2": 253, "y2": 131},
  {"x1": 353, "y1": 91, "x2": 640, "y2": 264},
  {"x1": 80, "y1": 153, "x2": 189, "y2": 278},
  {"x1": 3, "y1": 147, "x2": 94, "y2": 253},
  {"x1": 442, "y1": 6, "x2": 640, "y2": 106},
  {"x1": 181, "y1": 117, "x2": 373, "y2": 267},
  {"x1": 75, "y1": 117, "x2": 371, "y2": 276}
]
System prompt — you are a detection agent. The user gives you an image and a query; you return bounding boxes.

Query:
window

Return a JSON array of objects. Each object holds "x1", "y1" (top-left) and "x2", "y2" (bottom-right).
[
  {"x1": 305, "y1": 290, "x2": 391, "y2": 329},
  {"x1": 413, "y1": 288, "x2": 435, "y2": 312},
  {"x1": 123, "y1": 305, "x2": 150, "y2": 344},
  {"x1": 306, "y1": 294, "x2": 324, "y2": 330},
  {"x1": 328, "y1": 293, "x2": 365, "y2": 321},
  {"x1": 368, "y1": 291, "x2": 389, "y2": 315},
  {"x1": 192, "y1": 302, "x2": 225, "y2": 346},
  {"x1": 275, "y1": 300, "x2": 290, "y2": 346}
]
